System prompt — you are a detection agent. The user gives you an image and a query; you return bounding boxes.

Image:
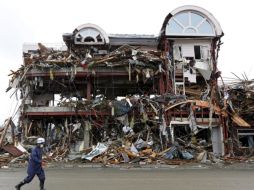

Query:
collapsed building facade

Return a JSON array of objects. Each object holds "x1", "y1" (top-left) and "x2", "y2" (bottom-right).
[{"x1": 2, "y1": 5, "x2": 254, "y2": 164}]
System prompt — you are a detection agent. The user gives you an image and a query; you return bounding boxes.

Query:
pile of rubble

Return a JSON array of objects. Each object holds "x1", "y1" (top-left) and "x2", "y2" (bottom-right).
[
  {"x1": 2, "y1": 41, "x2": 254, "y2": 168},
  {"x1": 0, "y1": 94, "x2": 217, "y2": 167},
  {"x1": 0, "y1": 118, "x2": 28, "y2": 167},
  {"x1": 0, "y1": 90, "x2": 253, "y2": 167},
  {"x1": 225, "y1": 79, "x2": 254, "y2": 124},
  {"x1": 222, "y1": 78, "x2": 254, "y2": 156},
  {"x1": 8, "y1": 44, "x2": 164, "y2": 86}
]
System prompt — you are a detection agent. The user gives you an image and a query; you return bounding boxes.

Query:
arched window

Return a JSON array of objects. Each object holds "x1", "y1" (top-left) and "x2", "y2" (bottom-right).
[
  {"x1": 166, "y1": 11, "x2": 215, "y2": 36},
  {"x1": 75, "y1": 27, "x2": 104, "y2": 44},
  {"x1": 74, "y1": 24, "x2": 109, "y2": 45}
]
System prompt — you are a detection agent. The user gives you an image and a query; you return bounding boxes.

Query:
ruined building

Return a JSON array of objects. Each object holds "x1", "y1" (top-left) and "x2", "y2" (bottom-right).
[{"x1": 3, "y1": 5, "x2": 254, "y2": 163}]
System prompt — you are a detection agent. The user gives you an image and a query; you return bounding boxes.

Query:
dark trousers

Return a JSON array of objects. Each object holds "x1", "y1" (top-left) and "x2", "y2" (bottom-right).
[{"x1": 24, "y1": 169, "x2": 45, "y2": 184}]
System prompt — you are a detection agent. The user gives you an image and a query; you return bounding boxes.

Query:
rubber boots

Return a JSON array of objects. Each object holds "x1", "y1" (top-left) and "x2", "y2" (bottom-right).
[
  {"x1": 15, "y1": 181, "x2": 26, "y2": 190},
  {"x1": 40, "y1": 180, "x2": 46, "y2": 190}
]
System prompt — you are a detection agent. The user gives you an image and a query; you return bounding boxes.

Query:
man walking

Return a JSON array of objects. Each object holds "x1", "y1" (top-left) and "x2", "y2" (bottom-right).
[{"x1": 15, "y1": 137, "x2": 46, "y2": 190}]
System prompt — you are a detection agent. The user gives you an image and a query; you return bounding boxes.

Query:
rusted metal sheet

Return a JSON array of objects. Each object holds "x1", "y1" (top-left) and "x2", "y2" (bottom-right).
[{"x1": 2, "y1": 145, "x2": 23, "y2": 157}]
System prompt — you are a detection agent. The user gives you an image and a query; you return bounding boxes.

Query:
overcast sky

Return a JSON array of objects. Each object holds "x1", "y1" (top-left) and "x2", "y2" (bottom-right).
[{"x1": 0, "y1": 0, "x2": 253, "y2": 124}]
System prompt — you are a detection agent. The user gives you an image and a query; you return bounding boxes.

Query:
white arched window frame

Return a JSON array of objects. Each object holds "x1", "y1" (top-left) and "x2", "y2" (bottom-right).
[
  {"x1": 166, "y1": 11, "x2": 216, "y2": 36},
  {"x1": 74, "y1": 24, "x2": 109, "y2": 45},
  {"x1": 75, "y1": 27, "x2": 105, "y2": 44}
]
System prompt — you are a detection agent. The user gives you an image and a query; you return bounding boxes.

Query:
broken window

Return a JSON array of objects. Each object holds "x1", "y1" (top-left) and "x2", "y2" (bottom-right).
[
  {"x1": 201, "y1": 46, "x2": 209, "y2": 60},
  {"x1": 173, "y1": 45, "x2": 182, "y2": 61},
  {"x1": 194, "y1": 45, "x2": 201, "y2": 59},
  {"x1": 96, "y1": 34, "x2": 103, "y2": 42},
  {"x1": 84, "y1": 36, "x2": 95, "y2": 42},
  {"x1": 74, "y1": 26, "x2": 107, "y2": 44},
  {"x1": 194, "y1": 45, "x2": 209, "y2": 60},
  {"x1": 237, "y1": 128, "x2": 254, "y2": 148}
]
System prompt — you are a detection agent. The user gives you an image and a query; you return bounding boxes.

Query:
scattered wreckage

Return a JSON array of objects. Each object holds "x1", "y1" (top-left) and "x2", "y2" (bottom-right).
[{"x1": 1, "y1": 5, "x2": 254, "y2": 168}]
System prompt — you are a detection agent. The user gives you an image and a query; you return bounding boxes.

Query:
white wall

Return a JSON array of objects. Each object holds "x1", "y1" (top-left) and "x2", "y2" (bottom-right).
[{"x1": 174, "y1": 39, "x2": 211, "y2": 58}]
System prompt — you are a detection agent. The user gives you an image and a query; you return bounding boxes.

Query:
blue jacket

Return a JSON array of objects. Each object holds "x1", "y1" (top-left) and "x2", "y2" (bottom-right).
[{"x1": 27, "y1": 146, "x2": 43, "y2": 174}]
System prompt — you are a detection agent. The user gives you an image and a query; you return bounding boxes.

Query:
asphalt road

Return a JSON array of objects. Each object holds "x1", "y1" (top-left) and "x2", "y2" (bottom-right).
[{"x1": 1, "y1": 167, "x2": 254, "y2": 190}]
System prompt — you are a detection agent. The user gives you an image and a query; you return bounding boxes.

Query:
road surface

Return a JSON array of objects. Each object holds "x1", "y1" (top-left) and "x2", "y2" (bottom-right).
[{"x1": 1, "y1": 166, "x2": 254, "y2": 190}]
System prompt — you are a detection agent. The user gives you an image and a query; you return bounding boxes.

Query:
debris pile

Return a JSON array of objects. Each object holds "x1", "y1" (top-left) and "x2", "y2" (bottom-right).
[
  {"x1": 225, "y1": 80, "x2": 254, "y2": 124},
  {"x1": 0, "y1": 118, "x2": 28, "y2": 167},
  {"x1": 221, "y1": 79, "x2": 254, "y2": 157},
  {"x1": 2, "y1": 16, "x2": 254, "y2": 167}
]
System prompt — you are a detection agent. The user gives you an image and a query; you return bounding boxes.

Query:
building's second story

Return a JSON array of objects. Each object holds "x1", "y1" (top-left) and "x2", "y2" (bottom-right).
[{"x1": 7, "y1": 5, "x2": 223, "y2": 120}]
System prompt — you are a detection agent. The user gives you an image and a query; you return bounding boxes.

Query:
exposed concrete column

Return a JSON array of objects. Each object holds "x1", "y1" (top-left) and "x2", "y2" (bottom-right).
[
  {"x1": 23, "y1": 118, "x2": 29, "y2": 137},
  {"x1": 86, "y1": 78, "x2": 91, "y2": 100},
  {"x1": 84, "y1": 121, "x2": 91, "y2": 148},
  {"x1": 211, "y1": 126, "x2": 225, "y2": 156}
]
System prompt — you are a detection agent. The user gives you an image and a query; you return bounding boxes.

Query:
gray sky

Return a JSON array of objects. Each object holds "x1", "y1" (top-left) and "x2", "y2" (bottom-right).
[{"x1": 0, "y1": 0, "x2": 253, "y2": 124}]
